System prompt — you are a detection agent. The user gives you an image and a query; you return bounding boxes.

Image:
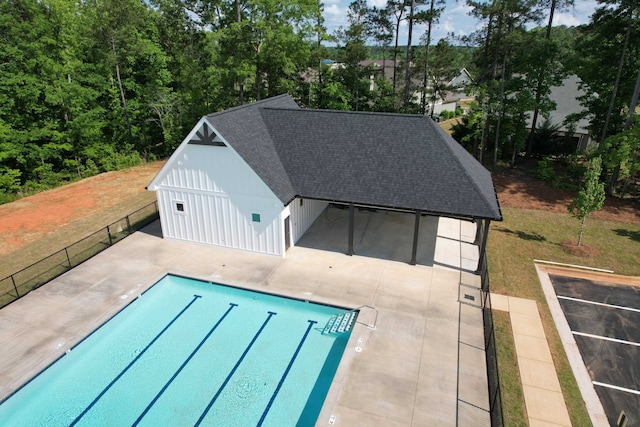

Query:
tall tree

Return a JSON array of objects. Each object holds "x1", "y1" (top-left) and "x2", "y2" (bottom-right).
[
  {"x1": 367, "y1": 6, "x2": 393, "y2": 72},
  {"x1": 525, "y1": 0, "x2": 574, "y2": 158},
  {"x1": 334, "y1": 0, "x2": 371, "y2": 111},
  {"x1": 466, "y1": 0, "x2": 542, "y2": 168},
  {"x1": 575, "y1": 0, "x2": 640, "y2": 144},
  {"x1": 599, "y1": 3, "x2": 635, "y2": 144},
  {"x1": 387, "y1": 0, "x2": 407, "y2": 98},
  {"x1": 417, "y1": 0, "x2": 445, "y2": 114}
]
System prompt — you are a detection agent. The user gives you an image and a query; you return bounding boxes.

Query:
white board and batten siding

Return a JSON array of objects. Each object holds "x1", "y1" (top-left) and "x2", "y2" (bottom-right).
[
  {"x1": 153, "y1": 134, "x2": 286, "y2": 256},
  {"x1": 150, "y1": 119, "x2": 330, "y2": 256},
  {"x1": 286, "y1": 197, "x2": 328, "y2": 245}
]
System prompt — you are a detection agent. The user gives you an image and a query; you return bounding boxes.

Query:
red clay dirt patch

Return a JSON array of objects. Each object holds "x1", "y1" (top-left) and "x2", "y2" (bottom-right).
[
  {"x1": 0, "y1": 162, "x2": 164, "y2": 256},
  {"x1": 493, "y1": 167, "x2": 640, "y2": 226}
]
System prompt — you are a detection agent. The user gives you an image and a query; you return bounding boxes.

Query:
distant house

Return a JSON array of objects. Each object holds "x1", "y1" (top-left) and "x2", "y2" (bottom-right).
[
  {"x1": 359, "y1": 59, "x2": 396, "y2": 83},
  {"x1": 148, "y1": 95, "x2": 501, "y2": 260},
  {"x1": 528, "y1": 75, "x2": 593, "y2": 151},
  {"x1": 431, "y1": 68, "x2": 475, "y2": 117}
]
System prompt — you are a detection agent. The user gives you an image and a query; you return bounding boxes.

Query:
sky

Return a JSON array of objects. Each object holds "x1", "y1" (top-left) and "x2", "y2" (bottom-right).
[{"x1": 323, "y1": 0, "x2": 600, "y2": 46}]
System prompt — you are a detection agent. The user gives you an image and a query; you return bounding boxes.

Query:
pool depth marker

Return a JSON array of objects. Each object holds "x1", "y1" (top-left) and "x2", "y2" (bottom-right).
[
  {"x1": 69, "y1": 294, "x2": 202, "y2": 426},
  {"x1": 132, "y1": 303, "x2": 238, "y2": 426},
  {"x1": 195, "y1": 311, "x2": 277, "y2": 426},
  {"x1": 257, "y1": 319, "x2": 318, "y2": 426}
]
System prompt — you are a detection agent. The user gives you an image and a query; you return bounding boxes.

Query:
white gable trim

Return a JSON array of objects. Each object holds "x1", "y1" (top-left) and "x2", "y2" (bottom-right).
[
  {"x1": 148, "y1": 117, "x2": 282, "y2": 205},
  {"x1": 148, "y1": 116, "x2": 213, "y2": 191}
]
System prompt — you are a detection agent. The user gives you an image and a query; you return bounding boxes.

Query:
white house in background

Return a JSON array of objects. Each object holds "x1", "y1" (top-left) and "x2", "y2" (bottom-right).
[
  {"x1": 147, "y1": 94, "x2": 501, "y2": 259},
  {"x1": 528, "y1": 74, "x2": 593, "y2": 151},
  {"x1": 431, "y1": 68, "x2": 475, "y2": 117}
]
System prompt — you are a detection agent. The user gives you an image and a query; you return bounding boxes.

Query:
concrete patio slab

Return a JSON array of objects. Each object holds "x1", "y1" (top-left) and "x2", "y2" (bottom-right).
[
  {"x1": 513, "y1": 334, "x2": 554, "y2": 363},
  {"x1": 0, "y1": 208, "x2": 492, "y2": 426}
]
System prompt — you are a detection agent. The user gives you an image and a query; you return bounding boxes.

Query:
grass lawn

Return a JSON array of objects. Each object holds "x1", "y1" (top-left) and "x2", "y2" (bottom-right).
[
  {"x1": 488, "y1": 206, "x2": 640, "y2": 426},
  {"x1": 493, "y1": 310, "x2": 527, "y2": 427},
  {"x1": 438, "y1": 117, "x2": 463, "y2": 133}
]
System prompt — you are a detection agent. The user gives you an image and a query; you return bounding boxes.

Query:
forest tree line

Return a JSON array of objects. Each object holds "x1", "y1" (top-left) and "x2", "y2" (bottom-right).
[{"x1": 1, "y1": 0, "x2": 639, "y2": 203}]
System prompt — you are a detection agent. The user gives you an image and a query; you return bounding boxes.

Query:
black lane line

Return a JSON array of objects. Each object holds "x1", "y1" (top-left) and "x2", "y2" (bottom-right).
[
  {"x1": 131, "y1": 303, "x2": 238, "y2": 426},
  {"x1": 69, "y1": 295, "x2": 202, "y2": 426},
  {"x1": 194, "y1": 311, "x2": 277, "y2": 427},
  {"x1": 257, "y1": 319, "x2": 317, "y2": 427}
]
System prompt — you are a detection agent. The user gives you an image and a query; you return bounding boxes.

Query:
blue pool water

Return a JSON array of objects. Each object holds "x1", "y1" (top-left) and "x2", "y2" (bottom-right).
[{"x1": 0, "y1": 275, "x2": 354, "y2": 426}]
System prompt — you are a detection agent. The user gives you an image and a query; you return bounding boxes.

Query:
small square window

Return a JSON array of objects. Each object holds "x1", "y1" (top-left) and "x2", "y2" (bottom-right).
[
  {"x1": 252, "y1": 213, "x2": 261, "y2": 222},
  {"x1": 176, "y1": 203, "x2": 184, "y2": 212}
]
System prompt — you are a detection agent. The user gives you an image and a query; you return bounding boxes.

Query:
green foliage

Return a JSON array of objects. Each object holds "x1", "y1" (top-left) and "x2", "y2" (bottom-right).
[
  {"x1": 451, "y1": 101, "x2": 484, "y2": 156},
  {"x1": 597, "y1": 117, "x2": 640, "y2": 193},
  {"x1": 529, "y1": 120, "x2": 576, "y2": 157},
  {"x1": 568, "y1": 156, "x2": 606, "y2": 245},
  {"x1": 0, "y1": 169, "x2": 22, "y2": 203},
  {"x1": 536, "y1": 159, "x2": 556, "y2": 182},
  {"x1": 439, "y1": 107, "x2": 465, "y2": 121},
  {"x1": 572, "y1": 2, "x2": 640, "y2": 141}
]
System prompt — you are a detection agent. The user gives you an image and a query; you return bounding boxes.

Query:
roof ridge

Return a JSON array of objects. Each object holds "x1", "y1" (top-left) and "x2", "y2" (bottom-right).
[
  {"x1": 208, "y1": 94, "x2": 295, "y2": 118},
  {"x1": 430, "y1": 121, "x2": 498, "y2": 218},
  {"x1": 261, "y1": 107, "x2": 425, "y2": 119}
]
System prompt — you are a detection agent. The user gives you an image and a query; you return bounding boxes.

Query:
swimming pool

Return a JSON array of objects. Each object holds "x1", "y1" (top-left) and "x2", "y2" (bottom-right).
[{"x1": 0, "y1": 274, "x2": 355, "y2": 426}]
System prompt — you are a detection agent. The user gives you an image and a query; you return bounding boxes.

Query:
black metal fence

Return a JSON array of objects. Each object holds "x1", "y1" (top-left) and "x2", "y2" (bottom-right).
[
  {"x1": 0, "y1": 201, "x2": 159, "y2": 309},
  {"x1": 480, "y1": 252, "x2": 504, "y2": 427}
]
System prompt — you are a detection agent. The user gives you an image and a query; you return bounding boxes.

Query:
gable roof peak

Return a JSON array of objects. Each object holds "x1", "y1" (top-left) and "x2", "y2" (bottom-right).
[{"x1": 207, "y1": 94, "x2": 298, "y2": 119}]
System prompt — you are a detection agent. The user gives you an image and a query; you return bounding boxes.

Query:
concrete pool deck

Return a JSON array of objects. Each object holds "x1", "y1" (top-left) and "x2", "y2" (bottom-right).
[{"x1": 0, "y1": 209, "x2": 491, "y2": 425}]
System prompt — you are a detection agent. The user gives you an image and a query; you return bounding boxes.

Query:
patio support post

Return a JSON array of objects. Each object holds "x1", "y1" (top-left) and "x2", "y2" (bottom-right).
[
  {"x1": 476, "y1": 219, "x2": 491, "y2": 274},
  {"x1": 347, "y1": 203, "x2": 354, "y2": 256},
  {"x1": 474, "y1": 218, "x2": 482, "y2": 245},
  {"x1": 410, "y1": 210, "x2": 421, "y2": 265}
]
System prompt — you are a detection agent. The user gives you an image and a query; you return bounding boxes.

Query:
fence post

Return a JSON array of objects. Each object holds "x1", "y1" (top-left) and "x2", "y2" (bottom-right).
[
  {"x1": 11, "y1": 275, "x2": 20, "y2": 298},
  {"x1": 107, "y1": 225, "x2": 113, "y2": 246},
  {"x1": 64, "y1": 247, "x2": 72, "y2": 268}
]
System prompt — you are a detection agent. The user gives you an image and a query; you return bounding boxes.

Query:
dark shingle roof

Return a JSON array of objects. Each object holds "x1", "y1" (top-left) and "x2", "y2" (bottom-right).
[
  {"x1": 205, "y1": 95, "x2": 298, "y2": 203},
  {"x1": 206, "y1": 95, "x2": 501, "y2": 220}
]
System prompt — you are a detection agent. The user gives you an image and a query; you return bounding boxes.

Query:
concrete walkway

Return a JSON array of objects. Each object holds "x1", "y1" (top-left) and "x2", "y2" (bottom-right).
[{"x1": 492, "y1": 294, "x2": 572, "y2": 426}]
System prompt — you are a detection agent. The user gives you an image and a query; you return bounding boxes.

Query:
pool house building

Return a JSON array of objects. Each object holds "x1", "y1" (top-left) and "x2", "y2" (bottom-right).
[{"x1": 147, "y1": 94, "x2": 502, "y2": 268}]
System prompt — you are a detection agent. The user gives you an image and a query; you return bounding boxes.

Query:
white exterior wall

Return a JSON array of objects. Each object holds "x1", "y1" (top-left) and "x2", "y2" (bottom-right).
[
  {"x1": 154, "y1": 142, "x2": 286, "y2": 256},
  {"x1": 286, "y1": 198, "x2": 328, "y2": 245},
  {"x1": 433, "y1": 101, "x2": 458, "y2": 116}
]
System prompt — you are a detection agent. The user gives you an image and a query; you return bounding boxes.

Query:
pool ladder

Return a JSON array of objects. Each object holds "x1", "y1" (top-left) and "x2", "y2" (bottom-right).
[{"x1": 321, "y1": 305, "x2": 378, "y2": 335}]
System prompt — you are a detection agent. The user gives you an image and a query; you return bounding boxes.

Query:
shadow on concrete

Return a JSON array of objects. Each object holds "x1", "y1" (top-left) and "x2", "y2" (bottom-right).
[
  {"x1": 139, "y1": 220, "x2": 164, "y2": 238},
  {"x1": 296, "y1": 206, "x2": 438, "y2": 266}
]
